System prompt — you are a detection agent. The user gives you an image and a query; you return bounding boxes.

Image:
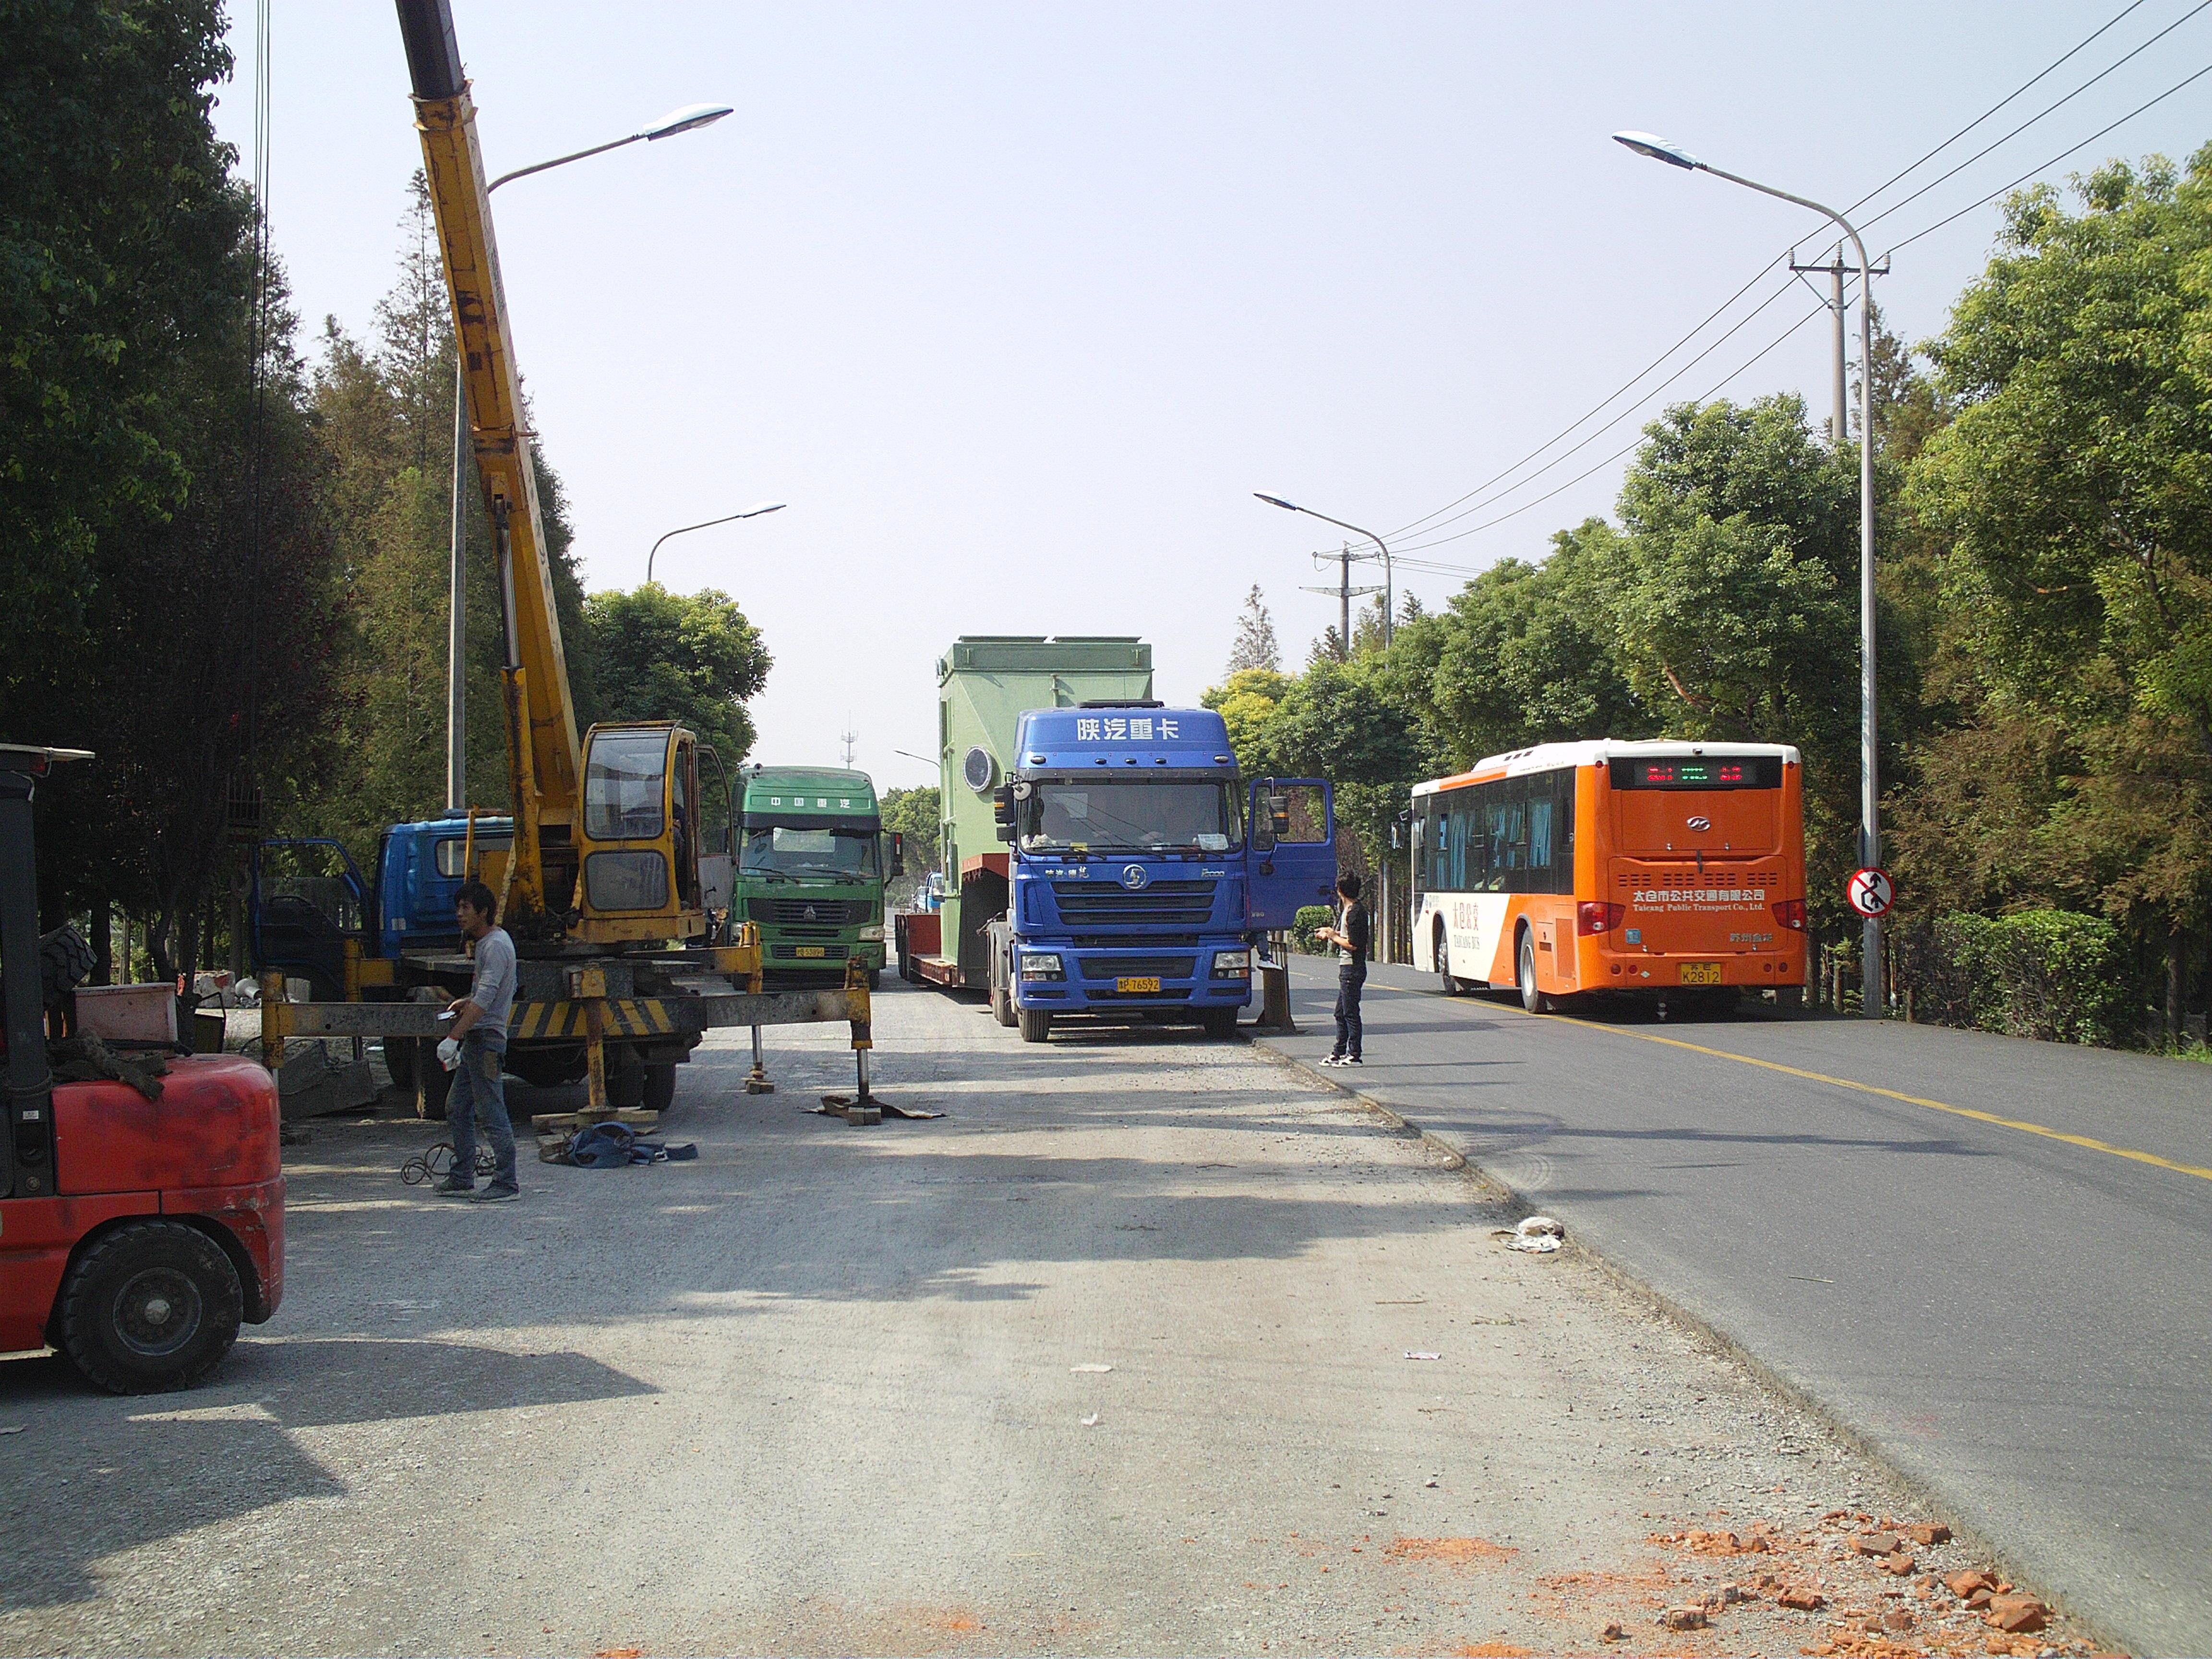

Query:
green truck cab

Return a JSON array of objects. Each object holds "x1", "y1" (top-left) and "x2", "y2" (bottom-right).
[{"x1": 734, "y1": 766, "x2": 896, "y2": 987}]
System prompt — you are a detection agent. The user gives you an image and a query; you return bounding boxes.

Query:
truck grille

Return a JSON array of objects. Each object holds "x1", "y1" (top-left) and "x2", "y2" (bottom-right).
[
  {"x1": 749, "y1": 897, "x2": 872, "y2": 925},
  {"x1": 1077, "y1": 956, "x2": 1197, "y2": 981},
  {"x1": 770, "y1": 943, "x2": 849, "y2": 961},
  {"x1": 1051, "y1": 879, "x2": 1216, "y2": 927}
]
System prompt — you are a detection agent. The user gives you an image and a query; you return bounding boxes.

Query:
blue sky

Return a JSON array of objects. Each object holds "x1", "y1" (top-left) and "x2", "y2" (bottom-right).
[{"x1": 216, "y1": 1, "x2": 2212, "y2": 791}]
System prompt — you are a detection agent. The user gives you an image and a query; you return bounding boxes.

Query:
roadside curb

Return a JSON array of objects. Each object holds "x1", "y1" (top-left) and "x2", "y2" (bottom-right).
[{"x1": 1245, "y1": 1024, "x2": 2116, "y2": 1657}]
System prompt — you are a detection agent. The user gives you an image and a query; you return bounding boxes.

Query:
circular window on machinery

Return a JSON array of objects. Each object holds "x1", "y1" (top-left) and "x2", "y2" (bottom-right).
[{"x1": 962, "y1": 746, "x2": 998, "y2": 793}]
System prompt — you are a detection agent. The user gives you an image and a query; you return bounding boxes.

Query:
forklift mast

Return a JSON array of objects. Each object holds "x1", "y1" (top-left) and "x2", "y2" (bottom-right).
[{"x1": 0, "y1": 745, "x2": 92, "y2": 1198}]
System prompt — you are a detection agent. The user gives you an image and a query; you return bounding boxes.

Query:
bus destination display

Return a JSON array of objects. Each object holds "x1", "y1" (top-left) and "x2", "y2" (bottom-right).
[{"x1": 1611, "y1": 756, "x2": 1782, "y2": 791}]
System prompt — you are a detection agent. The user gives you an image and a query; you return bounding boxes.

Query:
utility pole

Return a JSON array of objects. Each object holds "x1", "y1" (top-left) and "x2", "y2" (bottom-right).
[
  {"x1": 1790, "y1": 246, "x2": 1887, "y2": 450},
  {"x1": 1299, "y1": 544, "x2": 1381, "y2": 659}
]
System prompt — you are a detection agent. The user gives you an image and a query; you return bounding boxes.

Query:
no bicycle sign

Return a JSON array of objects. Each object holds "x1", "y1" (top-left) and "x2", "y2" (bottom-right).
[{"x1": 1847, "y1": 866, "x2": 1896, "y2": 919}]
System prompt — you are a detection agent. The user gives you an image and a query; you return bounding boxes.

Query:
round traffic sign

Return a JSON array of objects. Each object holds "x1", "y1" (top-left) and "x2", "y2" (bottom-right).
[{"x1": 1847, "y1": 866, "x2": 1895, "y2": 919}]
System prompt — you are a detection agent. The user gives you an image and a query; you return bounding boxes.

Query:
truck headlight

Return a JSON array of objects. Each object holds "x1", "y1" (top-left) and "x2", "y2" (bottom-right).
[
  {"x1": 1211, "y1": 949, "x2": 1251, "y2": 978},
  {"x1": 857, "y1": 924, "x2": 884, "y2": 941},
  {"x1": 1019, "y1": 952, "x2": 1065, "y2": 982}
]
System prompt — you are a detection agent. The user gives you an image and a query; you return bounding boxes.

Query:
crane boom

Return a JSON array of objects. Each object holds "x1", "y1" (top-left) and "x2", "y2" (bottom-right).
[{"x1": 397, "y1": 0, "x2": 581, "y2": 935}]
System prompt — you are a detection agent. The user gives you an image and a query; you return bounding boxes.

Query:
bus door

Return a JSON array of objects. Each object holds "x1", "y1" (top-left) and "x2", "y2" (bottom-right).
[{"x1": 1247, "y1": 779, "x2": 1336, "y2": 930}]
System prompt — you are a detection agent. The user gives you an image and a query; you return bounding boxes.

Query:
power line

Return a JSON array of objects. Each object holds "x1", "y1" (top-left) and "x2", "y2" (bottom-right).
[
  {"x1": 1857, "y1": 0, "x2": 2212, "y2": 236},
  {"x1": 1884, "y1": 55, "x2": 2212, "y2": 257},
  {"x1": 1370, "y1": 0, "x2": 2188, "y2": 552}
]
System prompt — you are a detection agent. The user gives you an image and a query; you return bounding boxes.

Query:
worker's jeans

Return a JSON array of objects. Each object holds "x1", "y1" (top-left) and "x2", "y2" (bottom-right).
[
  {"x1": 446, "y1": 1033, "x2": 517, "y2": 1192},
  {"x1": 1332, "y1": 963, "x2": 1366, "y2": 1060}
]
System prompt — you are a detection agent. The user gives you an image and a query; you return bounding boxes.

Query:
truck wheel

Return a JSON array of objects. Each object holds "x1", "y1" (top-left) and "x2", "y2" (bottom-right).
[
  {"x1": 415, "y1": 1047, "x2": 454, "y2": 1121},
  {"x1": 867, "y1": 968, "x2": 882, "y2": 993},
  {"x1": 1018, "y1": 1007, "x2": 1052, "y2": 1043},
  {"x1": 383, "y1": 1032, "x2": 418, "y2": 1095},
  {"x1": 991, "y1": 983, "x2": 1017, "y2": 1027},
  {"x1": 642, "y1": 1063, "x2": 677, "y2": 1113},
  {"x1": 1200, "y1": 1006, "x2": 1237, "y2": 1038},
  {"x1": 58, "y1": 1220, "x2": 243, "y2": 1395}
]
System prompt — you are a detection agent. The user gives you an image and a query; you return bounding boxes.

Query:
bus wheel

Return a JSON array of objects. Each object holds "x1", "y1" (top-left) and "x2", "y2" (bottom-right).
[
  {"x1": 1437, "y1": 932, "x2": 1458, "y2": 997},
  {"x1": 1517, "y1": 929, "x2": 1549, "y2": 1015}
]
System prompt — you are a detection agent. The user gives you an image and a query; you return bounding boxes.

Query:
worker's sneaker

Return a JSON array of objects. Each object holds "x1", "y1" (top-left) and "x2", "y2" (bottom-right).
[
  {"x1": 433, "y1": 1177, "x2": 474, "y2": 1198},
  {"x1": 471, "y1": 1184, "x2": 520, "y2": 1203},
  {"x1": 1340, "y1": 1057, "x2": 1364, "y2": 1067},
  {"x1": 1320, "y1": 1054, "x2": 1345, "y2": 1067}
]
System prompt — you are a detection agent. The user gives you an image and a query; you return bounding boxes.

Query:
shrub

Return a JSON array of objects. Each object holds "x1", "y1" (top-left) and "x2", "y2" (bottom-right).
[
  {"x1": 1908, "y1": 909, "x2": 2130, "y2": 1046},
  {"x1": 1292, "y1": 905, "x2": 1334, "y2": 955}
]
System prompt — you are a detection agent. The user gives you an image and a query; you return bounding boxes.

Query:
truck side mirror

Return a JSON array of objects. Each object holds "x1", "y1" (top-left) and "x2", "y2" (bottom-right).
[
  {"x1": 1251, "y1": 796, "x2": 1276, "y2": 854},
  {"x1": 889, "y1": 830, "x2": 906, "y2": 878},
  {"x1": 992, "y1": 783, "x2": 1015, "y2": 842}
]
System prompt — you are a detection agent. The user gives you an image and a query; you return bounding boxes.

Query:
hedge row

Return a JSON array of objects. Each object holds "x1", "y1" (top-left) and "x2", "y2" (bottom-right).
[{"x1": 1899, "y1": 909, "x2": 2130, "y2": 1047}]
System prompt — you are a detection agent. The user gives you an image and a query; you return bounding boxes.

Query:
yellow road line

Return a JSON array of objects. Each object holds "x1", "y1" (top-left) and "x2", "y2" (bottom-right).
[
  {"x1": 1543, "y1": 1008, "x2": 2212, "y2": 1185},
  {"x1": 1313, "y1": 970, "x2": 2212, "y2": 1183}
]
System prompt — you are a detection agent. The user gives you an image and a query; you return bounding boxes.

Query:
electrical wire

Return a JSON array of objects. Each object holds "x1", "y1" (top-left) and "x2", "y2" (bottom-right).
[
  {"x1": 1856, "y1": 0, "x2": 2212, "y2": 236},
  {"x1": 1884, "y1": 55, "x2": 2212, "y2": 257},
  {"x1": 1358, "y1": 0, "x2": 2196, "y2": 555}
]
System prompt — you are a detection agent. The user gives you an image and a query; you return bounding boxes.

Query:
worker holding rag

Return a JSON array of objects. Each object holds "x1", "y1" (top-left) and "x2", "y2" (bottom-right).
[
  {"x1": 1317, "y1": 871, "x2": 1370, "y2": 1067},
  {"x1": 434, "y1": 879, "x2": 520, "y2": 1202}
]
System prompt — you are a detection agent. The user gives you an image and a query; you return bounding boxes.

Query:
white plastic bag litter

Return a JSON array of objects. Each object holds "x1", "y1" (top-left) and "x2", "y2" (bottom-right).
[{"x1": 1507, "y1": 1215, "x2": 1564, "y2": 1253}]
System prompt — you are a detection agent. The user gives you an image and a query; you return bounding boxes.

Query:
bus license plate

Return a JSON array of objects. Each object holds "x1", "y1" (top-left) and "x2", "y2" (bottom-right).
[
  {"x1": 795, "y1": 946, "x2": 826, "y2": 959},
  {"x1": 1117, "y1": 975, "x2": 1161, "y2": 994},
  {"x1": 1679, "y1": 962, "x2": 1722, "y2": 986}
]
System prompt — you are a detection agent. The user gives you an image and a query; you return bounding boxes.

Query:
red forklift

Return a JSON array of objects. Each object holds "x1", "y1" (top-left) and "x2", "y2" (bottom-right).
[{"x1": 0, "y1": 745, "x2": 284, "y2": 1392}]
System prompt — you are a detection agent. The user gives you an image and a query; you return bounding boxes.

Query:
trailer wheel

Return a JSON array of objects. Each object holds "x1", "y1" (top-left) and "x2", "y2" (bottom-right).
[
  {"x1": 58, "y1": 1220, "x2": 243, "y2": 1395},
  {"x1": 642, "y1": 1063, "x2": 677, "y2": 1114},
  {"x1": 1018, "y1": 1007, "x2": 1052, "y2": 1043},
  {"x1": 414, "y1": 1045, "x2": 454, "y2": 1120}
]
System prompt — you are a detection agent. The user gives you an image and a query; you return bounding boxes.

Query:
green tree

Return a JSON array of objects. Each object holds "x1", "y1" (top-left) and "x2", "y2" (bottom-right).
[
  {"x1": 1899, "y1": 150, "x2": 2212, "y2": 1034},
  {"x1": 582, "y1": 586, "x2": 771, "y2": 765},
  {"x1": 1201, "y1": 666, "x2": 1292, "y2": 769},
  {"x1": 879, "y1": 784, "x2": 941, "y2": 893},
  {"x1": 0, "y1": 0, "x2": 253, "y2": 700},
  {"x1": 1226, "y1": 584, "x2": 1281, "y2": 674}
]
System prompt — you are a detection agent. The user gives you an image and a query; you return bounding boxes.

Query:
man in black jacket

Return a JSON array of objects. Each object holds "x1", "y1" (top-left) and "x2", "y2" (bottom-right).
[{"x1": 1317, "y1": 872, "x2": 1370, "y2": 1066}]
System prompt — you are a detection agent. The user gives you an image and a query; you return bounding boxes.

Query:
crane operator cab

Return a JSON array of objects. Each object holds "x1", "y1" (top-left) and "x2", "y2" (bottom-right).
[{"x1": 577, "y1": 722, "x2": 729, "y2": 945}]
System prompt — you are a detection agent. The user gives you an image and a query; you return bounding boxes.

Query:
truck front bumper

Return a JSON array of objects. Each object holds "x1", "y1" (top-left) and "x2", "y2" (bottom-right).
[{"x1": 1013, "y1": 944, "x2": 1252, "y2": 1012}]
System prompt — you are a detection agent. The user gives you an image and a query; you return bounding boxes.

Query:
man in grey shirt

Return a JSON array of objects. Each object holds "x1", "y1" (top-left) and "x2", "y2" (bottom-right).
[{"x1": 434, "y1": 879, "x2": 520, "y2": 1201}]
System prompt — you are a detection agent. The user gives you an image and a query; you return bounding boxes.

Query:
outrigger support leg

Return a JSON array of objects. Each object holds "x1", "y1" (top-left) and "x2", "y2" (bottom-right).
[
  {"x1": 745, "y1": 1023, "x2": 774, "y2": 1095},
  {"x1": 816, "y1": 956, "x2": 941, "y2": 1123}
]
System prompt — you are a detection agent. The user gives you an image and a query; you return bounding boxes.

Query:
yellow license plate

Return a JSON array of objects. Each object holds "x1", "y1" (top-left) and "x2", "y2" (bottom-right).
[
  {"x1": 795, "y1": 946, "x2": 827, "y2": 959},
  {"x1": 1679, "y1": 962, "x2": 1722, "y2": 986},
  {"x1": 1117, "y1": 975, "x2": 1161, "y2": 994}
]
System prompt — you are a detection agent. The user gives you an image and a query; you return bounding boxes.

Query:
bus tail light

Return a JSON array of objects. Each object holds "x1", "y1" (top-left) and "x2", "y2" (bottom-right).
[
  {"x1": 1576, "y1": 901, "x2": 1625, "y2": 935},
  {"x1": 1771, "y1": 899, "x2": 1806, "y2": 931}
]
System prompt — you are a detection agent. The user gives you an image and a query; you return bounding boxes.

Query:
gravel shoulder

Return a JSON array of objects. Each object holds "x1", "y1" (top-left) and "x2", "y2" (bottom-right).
[{"x1": 0, "y1": 981, "x2": 2094, "y2": 1656}]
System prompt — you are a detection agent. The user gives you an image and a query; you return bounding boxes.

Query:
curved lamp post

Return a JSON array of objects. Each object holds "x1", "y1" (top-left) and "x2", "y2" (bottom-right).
[
  {"x1": 1253, "y1": 494, "x2": 1394, "y2": 648},
  {"x1": 646, "y1": 503, "x2": 786, "y2": 586},
  {"x1": 1612, "y1": 131, "x2": 1882, "y2": 1016},
  {"x1": 444, "y1": 103, "x2": 734, "y2": 811}
]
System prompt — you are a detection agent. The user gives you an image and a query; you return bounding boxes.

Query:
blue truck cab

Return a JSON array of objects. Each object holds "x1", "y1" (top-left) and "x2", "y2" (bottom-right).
[{"x1": 983, "y1": 703, "x2": 1335, "y2": 1042}]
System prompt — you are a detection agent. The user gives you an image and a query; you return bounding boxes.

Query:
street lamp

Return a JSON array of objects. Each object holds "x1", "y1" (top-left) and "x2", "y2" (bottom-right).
[
  {"x1": 892, "y1": 749, "x2": 942, "y2": 775},
  {"x1": 443, "y1": 102, "x2": 734, "y2": 812},
  {"x1": 645, "y1": 503, "x2": 786, "y2": 586},
  {"x1": 1613, "y1": 130, "x2": 1883, "y2": 1017},
  {"x1": 1253, "y1": 494, "x2": 1394, "y2": 648}
]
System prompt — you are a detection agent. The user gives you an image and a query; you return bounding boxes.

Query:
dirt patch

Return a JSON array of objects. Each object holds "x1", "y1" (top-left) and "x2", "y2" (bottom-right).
[{"x1": 1386, "y1": 1537, "x2": 1519, "y2": 1563}]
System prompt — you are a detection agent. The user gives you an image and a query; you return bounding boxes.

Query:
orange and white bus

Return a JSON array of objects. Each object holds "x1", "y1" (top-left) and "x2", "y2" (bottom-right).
[{"x1": 1409, "y1": 740, "x2": 1807, "y2": 1012}]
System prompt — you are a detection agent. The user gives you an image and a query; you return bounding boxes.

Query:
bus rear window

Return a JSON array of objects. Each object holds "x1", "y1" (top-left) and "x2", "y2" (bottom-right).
[{"x1": 1609, "y1": 757, "x2": 1782, "y2": 791}]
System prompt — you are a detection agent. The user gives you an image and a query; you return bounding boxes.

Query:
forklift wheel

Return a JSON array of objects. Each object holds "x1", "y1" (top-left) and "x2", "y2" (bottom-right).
[
  {"x1": 642, "y1": 1062, "x2": 677, "y2": 1114},
  {"x1": 58, "y1": 1220, "x2": 243, "y2": 1395},
  {"x1": 1018, "y1": 1007, "x2": 1052, "y2": 1043},
  {"x1": 415, "y1": 1046, "x2": 454, "y2": 1121}
]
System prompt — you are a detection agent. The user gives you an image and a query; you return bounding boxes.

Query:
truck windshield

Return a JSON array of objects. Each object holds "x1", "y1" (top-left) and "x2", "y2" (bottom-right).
[
  {"x1": 742, "y1": 825, "x2": 880, "y2": 881},
  {"x1": 1024, "y1": 781, "x2": 1238, "y2": 853}
]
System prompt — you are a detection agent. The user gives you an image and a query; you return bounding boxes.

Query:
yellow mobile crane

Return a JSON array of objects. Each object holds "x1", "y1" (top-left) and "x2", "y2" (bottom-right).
[
  {"x1": 399, "y1": 0, "x2": 695, "y2": 948},
  {"x1": 256, "y1": 0, "x2": 890, "y2": 1128}
]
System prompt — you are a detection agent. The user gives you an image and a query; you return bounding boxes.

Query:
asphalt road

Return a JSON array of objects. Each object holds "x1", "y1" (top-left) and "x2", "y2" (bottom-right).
[
  {"x1": 1269, "y1": 955, "x2": 2212, "y2": 1655},
  {"x1": 0, "y1": 979, "x2": 2016, "y2": 1658}
]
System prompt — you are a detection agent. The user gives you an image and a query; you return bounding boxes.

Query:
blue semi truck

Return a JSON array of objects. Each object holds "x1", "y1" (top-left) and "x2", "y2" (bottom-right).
[{"x1": 982, "y1": 703, "x2": 1336, "y2": 1042}]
